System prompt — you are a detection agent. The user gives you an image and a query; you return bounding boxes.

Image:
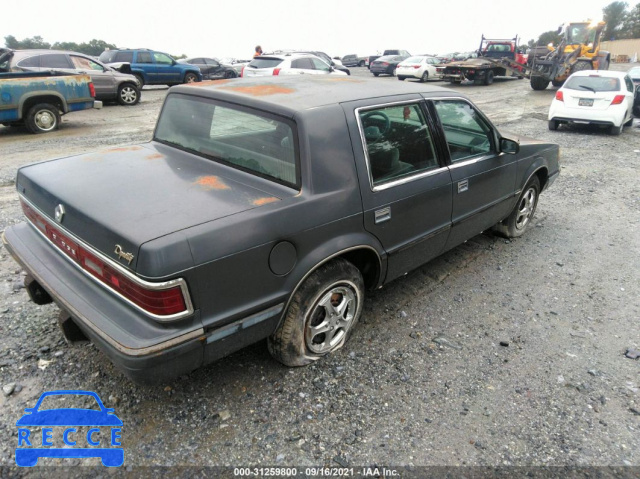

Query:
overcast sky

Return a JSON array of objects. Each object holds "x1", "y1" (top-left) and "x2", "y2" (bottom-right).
[{"x1": 5, "y1": 0, "x2": 611, "y2": 59}]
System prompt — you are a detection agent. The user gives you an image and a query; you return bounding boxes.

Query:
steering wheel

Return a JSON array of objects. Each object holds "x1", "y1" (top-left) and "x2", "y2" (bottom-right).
[{"x1": 362, "y1": 111, "x2": 391, "y2": 135}]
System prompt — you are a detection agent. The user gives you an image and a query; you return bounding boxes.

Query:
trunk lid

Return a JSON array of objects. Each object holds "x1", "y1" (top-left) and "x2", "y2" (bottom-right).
[{"x1": 17, "y1": 143, "x2": 289, "y2": 273}]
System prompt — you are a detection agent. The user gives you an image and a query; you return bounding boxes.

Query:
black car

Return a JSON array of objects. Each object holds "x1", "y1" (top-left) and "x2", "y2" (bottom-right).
[
  {"x1": 3, "y1": 77, "x2": 559, "y2": 383},
  {"x1": 629, "y1": 66, "x2": 640, "y2": 117},
  {"x1": 370, "y1": 55, "x2": 406, "y2": 76},
  {"x1": 178, "y1": 57, "x2": 237, "y2": 80}
]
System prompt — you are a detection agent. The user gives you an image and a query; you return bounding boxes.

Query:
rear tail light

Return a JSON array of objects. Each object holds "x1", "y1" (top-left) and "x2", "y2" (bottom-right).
[
  {"x1": 555, "y1": 91, "x2": 564, "y2": 102},
  {"x1": 89, "y1": 82, "x2": 96, "y2": 98},
  {"x1": 273, "y1": 68, "x2": 281, "y2": 76},
  {"x1": 240, "y1": 66, "x2": 245, "y2": 77},
  {"x1": 413, "y1": 65, "x2": 420, "y2": 69},
  {"x1": 20, "y1": 199, "x2": 190, "y2": 320},
  {"x1": 382, "y1": 62, "x2": 389, "y2": 66},
  {"x1": 611, "y1": 95, "x2": 625, "y2": 105}
]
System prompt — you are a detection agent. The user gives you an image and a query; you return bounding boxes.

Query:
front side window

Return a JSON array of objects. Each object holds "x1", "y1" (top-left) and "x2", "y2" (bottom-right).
[
  {"x1": 359, "y1": 103, "x2": 439, "y2": 187},
  {"x1": 153, "y1": 52, "x2": 173, "y2": 64},
  {"x1": 155, "y1": 94, "x2": 298, "y2": 187},
  {"x1": 433, "y1": 100, "x2": 494, "y2": 163},
  {"x1": 71, "y1": 56, "x2": 104, "y2": 71},
  {"x1": 310, "y1": 57, "x2": 330, "y2": 71}
]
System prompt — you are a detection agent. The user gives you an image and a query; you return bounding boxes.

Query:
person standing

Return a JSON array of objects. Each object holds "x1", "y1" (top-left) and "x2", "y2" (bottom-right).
[{"x1": 254, "y1": 45, "x2": 263, "y2": 58}]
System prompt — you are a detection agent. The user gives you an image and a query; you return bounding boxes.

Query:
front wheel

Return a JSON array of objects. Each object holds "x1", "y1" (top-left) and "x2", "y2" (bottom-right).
[
  {"x1": 493, "y1": 176, "x2": 540, "y2": 238},
  {"x1": 117, "y1": 83, "x2": 140, "y2": 105},
  {"x1": 373, "y1": 73, "x2": 379, "y2": 77},
  {"x1": 25, "y1": 103, "x2": 60, "y2": 134},
  {"x1": 268, "y1": 258, "x2": 364, "y2": 367},
  {"x1": 530, "y1": 76, "x2": 549, "y2": 91},
  {"x1": 224, "y1": 70, "x2": 237, "y2": 79},
  {"x1": 184, "y1": 72, "x2": 199, "y2": 83},
  {"x1": 134, "y1": 74, "x2": 145, "y2": 87}
]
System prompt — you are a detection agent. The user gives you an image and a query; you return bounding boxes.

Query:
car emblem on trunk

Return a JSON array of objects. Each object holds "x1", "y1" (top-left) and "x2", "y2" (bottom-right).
[
  {"x1": 54, "y1": 205, "x2": 65, "y2": 223},
  {"x1": 114, "y1": 245, "x2": 134, "y2": 265}
]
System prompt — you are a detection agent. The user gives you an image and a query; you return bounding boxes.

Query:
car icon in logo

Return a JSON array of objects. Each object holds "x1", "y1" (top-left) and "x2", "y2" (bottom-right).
[{"x1": 15, "y1": 390, "x2": 123, "y2": 467}]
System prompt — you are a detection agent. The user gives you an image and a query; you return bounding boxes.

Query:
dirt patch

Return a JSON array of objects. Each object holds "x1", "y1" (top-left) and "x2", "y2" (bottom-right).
[
  {"x1": 194, "y1": 175, "x2": 230, "y2": 190},
  {"x1": 252, "y1": 197, "x2": 279, "y2": 206}
]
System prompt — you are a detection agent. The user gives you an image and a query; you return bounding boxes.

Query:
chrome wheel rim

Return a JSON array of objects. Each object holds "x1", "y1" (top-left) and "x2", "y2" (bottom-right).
[
  {"x1": 305, "y1": 283, "x2": 358, "y2": 354},
  {"x1": 186, "y1": 75, "x2": 196, "y2": 83},
  {"x1": 120, "y1": 86, "x2": 137, "y2": 104},
  {"x1": 34, "y1": 110, "x2": 56, "y2": 131},
  {"x1": 515, "y1": 187, "x2": 537, "y2": 230}
]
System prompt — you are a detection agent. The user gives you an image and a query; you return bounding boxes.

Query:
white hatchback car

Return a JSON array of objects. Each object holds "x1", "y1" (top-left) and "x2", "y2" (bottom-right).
[
  {"x1": 396, "y1": 56, "x2": 443, "y2": 82},
  {"x1": 548, "y1": 70, "x2": 635, "y2": 135},
  {"x1": 241, "y1": 54, "x2": 347, "y2": 77}
]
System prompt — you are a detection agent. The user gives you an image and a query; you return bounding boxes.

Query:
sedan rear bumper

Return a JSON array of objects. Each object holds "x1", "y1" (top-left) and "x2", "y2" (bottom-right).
[{"x1": 2, "y1": 224, "x2": 205, "y2": 383}]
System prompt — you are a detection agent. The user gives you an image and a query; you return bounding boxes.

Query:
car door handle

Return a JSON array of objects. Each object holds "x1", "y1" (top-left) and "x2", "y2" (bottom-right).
[{"x1": 374, "y1": 207, "x2": 391, "y2": 224}]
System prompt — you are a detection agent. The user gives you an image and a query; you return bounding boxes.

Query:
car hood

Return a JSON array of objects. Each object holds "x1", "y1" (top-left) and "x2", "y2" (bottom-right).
[{"x1": 17, "y1": 143, "x2": 287, "y2": 274}]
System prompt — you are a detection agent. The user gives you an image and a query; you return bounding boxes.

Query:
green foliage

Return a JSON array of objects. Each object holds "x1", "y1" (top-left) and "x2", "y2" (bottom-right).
[
  {"x1": 603, "y1": 1, "x2": 629, "y2": 40},
  {"x1": 622, "y1": 3, "x2": 640, "y2": 38},
  {"x1": 4, "y1": 35, "x2": 117, "y2": 56}
]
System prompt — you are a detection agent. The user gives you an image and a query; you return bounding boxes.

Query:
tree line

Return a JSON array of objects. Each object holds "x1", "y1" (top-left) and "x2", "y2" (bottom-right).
[
  {"x1": 526, "y1": 1, "x2": 640, "y2": 48},
  {"x1": 2, "y1": 35, "x2": 187, "y2": 59}
]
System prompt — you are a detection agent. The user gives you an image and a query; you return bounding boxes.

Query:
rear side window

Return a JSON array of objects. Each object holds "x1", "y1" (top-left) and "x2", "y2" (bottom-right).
[
  {"x1": 114, "y1": 52, "x2": 134, "y2": 63},
  {"x1": 359, "y1": 103, "x2": 439, "y2": 187},
  {"x1": 248, "y1": 57, "x2": 283, "y2": 69},
  {"x1": 137, "y1": 52, "x2": 152, "y2": 64},
  {"x1": 291, "y1": 58, "x2": 314, "y2": 69},
  {"x1": 565, "y1": 76, "x2": 620, "y2": 92},
  {"x1": 155, "y1": 94, "x2": 298, "y2": 187},
  {"x1": 17, "y1": 56, "x2": 40, "y2": 68},
  {"x1": 40, "y1": 54, "x2": 73, "y2": 69}
]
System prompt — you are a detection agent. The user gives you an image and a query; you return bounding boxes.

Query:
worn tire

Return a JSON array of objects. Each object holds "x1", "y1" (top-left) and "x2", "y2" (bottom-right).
[
  {"x1": 25, "y1": 103, "x2": 60, "y2": 134},
  {"x1": 493, "y1": 176, "x2": 540, "y2": 238},
  {"x1": 117, "y1": 83, "x2": 140, "y2": 106},
  {"x1": 484, "y1": 70, "x2": 494, "y2": 85},
  {"x1": 133, "y1": 74, "x2": 144, "y2": 88},
  {"x1": 610, "y1": 123, "x2": 623, "y2": 135},
  {"x1": 548, "y1": 119, "x2": 559, "y2": 131},
  {"x1": 420, "y1": 71, "x2": 429, "y2": 83},
  {"x1": 184, "y1": 72, "x2": 199, "y2": 83},
  {"x1": 571, "y1": 60, "x2": 592, "y2": 74},
  {"x1": 530, "y1": 76, "x2": 549, "y2": 91},
  {"x1": 268, "y1": 258, "x2": 364, "y2": 367}
]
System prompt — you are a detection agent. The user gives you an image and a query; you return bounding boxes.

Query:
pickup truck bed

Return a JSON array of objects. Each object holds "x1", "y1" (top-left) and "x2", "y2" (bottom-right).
[{"x1": 0, "y1": 71, "x2": 99, "y2": 133}]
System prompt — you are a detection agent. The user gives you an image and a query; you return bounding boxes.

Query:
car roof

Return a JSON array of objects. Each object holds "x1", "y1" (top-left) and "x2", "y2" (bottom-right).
[
  {"x1": 13, "y1": 49, "x2": 93, "y2": 57},
  {"x1": 569, "y1": 70, "x2": 628, "y2": 78},
  {"x1": 172, "y1": 76, "x2": 462, "y2": 115}
]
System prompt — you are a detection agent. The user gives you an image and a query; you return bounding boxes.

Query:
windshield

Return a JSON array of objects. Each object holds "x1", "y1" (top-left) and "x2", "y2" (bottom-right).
[
  {"x1": 567, "y1": 24, "x2": 596, "y2": 45},
  {"x1": 565, "y1": 75, "x2": 620, "y2": 92},
  {"x1": 155, "y1": 94, "x2": 298, "y2": 187}
]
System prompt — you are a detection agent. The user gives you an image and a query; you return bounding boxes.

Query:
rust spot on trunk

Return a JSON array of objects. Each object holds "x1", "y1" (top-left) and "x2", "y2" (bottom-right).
[
  {"x1": 108, "y1": 146, "x2": 143, "y2": 152},
  {"x1": 220, "y1": 85, "x2": 295, "y2": 96},
  {"x1": 252, "y1": 197, "x2": 279, "y2": 206},
  {"x1": 195, "y1": 175, "x2": 229, "y2": 190},
  {"x1": 145, "y1": 153, "x2": 164, "y2": 160}
]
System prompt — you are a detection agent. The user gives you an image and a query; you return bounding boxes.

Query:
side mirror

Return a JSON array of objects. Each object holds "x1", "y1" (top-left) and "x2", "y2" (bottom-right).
[{"x1": 500, "y1": 137, "x2": 519, "y2": 154}]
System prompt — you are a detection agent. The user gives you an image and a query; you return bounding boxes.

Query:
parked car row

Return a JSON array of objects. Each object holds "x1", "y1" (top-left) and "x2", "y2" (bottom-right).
[{"x1": 241, "y1": 53, "x2": 348, "y2": 78}]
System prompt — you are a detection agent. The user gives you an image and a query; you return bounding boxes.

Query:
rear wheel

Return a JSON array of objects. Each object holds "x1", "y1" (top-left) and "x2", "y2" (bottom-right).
[
  {"x1": 420, "y1": 71, "x2": 429, "y2": 82},
  {"x1": 624, "y1": 116, "x2": 633, "y2": 126},
  {"x1": 610, "y1": 123, "x2": 623, "y2": 135},
  {"x1": 224, "y1": 70, "x2": 237, "y2": 79},
  {"x1": 134, "y1": 74, "x2": 144, "y2": 87},
  {"x1": 397, "y1": 76, "x2": 405, "y2": 81},
  {"x1": 530, "y1": 76, "x2": 549, "y2": 90},
  {"x1": 484, "y1": 70, "x2": 494, "y2": 85},
  {"x1": 268, "y1": 258, "x2": 364, "y2": 367},
  {"x1": 373, "y1": 73, "x2": 379, "y2": 77},
  {"x1": 25, "y1": 103, "x2": 60, "y2": 134},
  {"x1": 358, "y1": 60, "x2": 365, "y2": 67},
  {"x1": 493, "y1": 176, "x2": 540, "y2": 238},
  {"x1": 548, "y1": 119, "x2": 559, "y2": 131}
]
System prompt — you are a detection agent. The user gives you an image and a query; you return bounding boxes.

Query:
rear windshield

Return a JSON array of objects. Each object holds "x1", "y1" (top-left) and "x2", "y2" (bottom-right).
[
  {"x1": 404, "y1": 57, "x2": 424, "y2": 64},
  {"x1": 155, "y1": 94, "x2": 298, "y2": 187},
  {"x1": 248, "y1": 57, "x2": 283, "y2": 69},
  {"x1": 565, "y1": 76, "x2": 620, "y2": 92},
  {"x1": 99, "y1": 51, "x2": 116, "y2": 63}
]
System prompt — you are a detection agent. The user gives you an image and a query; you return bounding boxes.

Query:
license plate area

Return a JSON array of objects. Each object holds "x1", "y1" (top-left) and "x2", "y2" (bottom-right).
[{"x1": 578, "y1": 98, "x2": 594, "y2": 107}]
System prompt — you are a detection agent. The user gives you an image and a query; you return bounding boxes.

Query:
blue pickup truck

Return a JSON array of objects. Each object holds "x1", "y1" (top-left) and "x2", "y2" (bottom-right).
[{"x1": 0, "y1": 71, "x2": 99, "y2": 133}]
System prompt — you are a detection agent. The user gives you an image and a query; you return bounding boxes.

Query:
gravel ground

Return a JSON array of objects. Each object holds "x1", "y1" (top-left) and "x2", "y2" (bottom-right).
[{"x1": 0, "y1": 65, "x2": 639, "y2": 477}]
